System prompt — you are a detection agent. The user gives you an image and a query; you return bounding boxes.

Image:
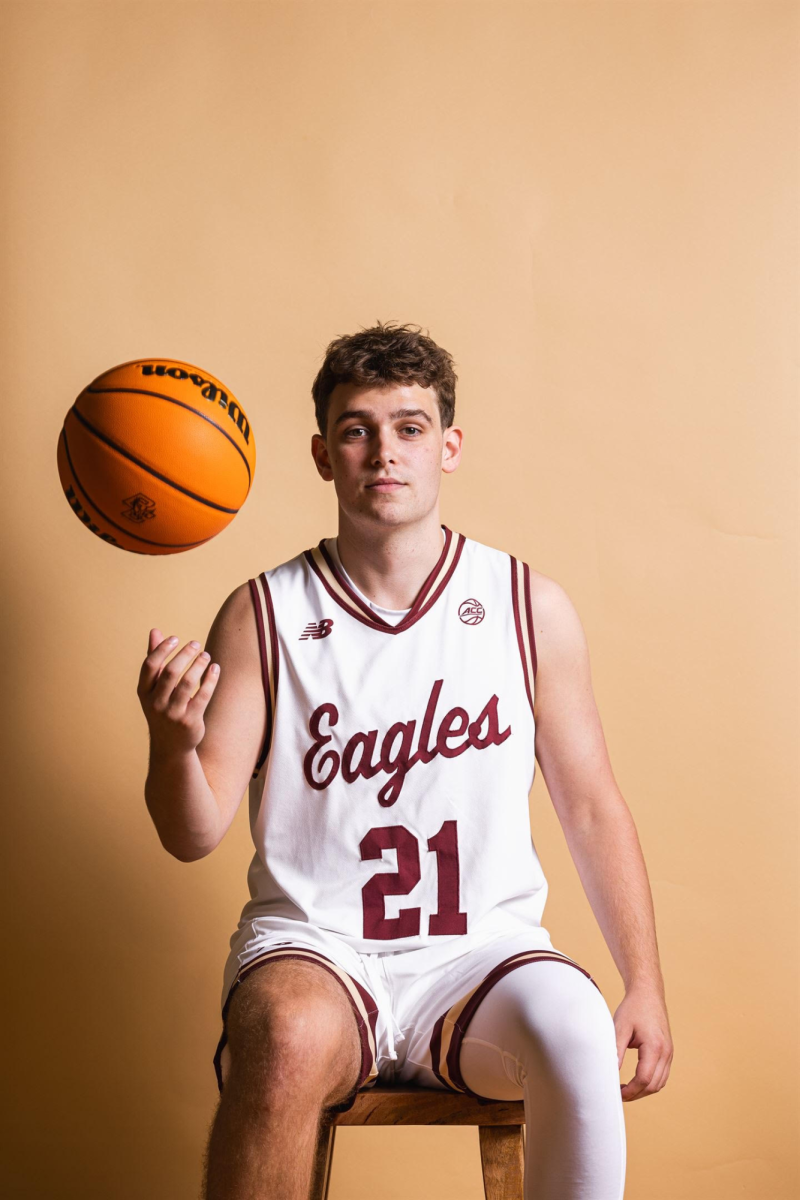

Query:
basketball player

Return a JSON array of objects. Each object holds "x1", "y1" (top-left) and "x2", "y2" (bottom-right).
[{"x1": 139, "y1": 322, "x2": 673, "y2": 1200}]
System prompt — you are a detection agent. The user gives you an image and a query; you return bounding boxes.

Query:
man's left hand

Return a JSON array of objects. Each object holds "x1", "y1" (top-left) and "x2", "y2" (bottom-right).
[{"x1": 613, "y1": 983, "x2": 674, "y2": 1101}]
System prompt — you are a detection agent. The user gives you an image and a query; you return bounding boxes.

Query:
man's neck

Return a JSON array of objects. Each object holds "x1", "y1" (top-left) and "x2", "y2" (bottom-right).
[{"x1": 334, "y1": 514, "x2": 447, "y2": 612}]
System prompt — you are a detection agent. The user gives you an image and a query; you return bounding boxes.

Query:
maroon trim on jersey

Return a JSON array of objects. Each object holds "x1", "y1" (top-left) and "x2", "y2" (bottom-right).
[
  {"x1": 414, "y1": 529, "x2": 466, "y2": 623},
  {"x1": 264, "y1": 572, "x2": 280, "y2": 708},
  {"x1": 523, "y1": 560, "x2": 538, "y2": 681},
  {"x1": 406, "y1": 528, "x2": 451, "y2": 617},
  {"x1": 213, "y1": 949, "x2": 380, "y2": 1114},
  {"x1": 307, "y1": 553, "x2": 393, "y2": 635},
  {"x1": 510, "y1": 556, "x2": 534, "y2": 717},
  {"x1": 319, "y1": 538, "x2": 392, "y2": 627},
  {"x1": 429, "y1": 951, "x2": 602, "y2": 1102},
  {"x1": 248, "y1": 572, "x2": 280, "y2": 778},
  {"x1": 304, "y1": 525, "x2": 466, "y2": 636}
]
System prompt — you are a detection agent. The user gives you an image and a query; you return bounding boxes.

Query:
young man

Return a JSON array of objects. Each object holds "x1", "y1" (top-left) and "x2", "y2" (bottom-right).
[{"x1": 139, "y1": 322, "x2": 672, "y2": 1200}]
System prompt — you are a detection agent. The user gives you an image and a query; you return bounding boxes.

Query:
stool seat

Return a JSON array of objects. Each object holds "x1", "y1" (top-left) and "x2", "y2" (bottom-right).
[{"x1": 312, "y1": 1083, "x2": 526, "y2": 1200}]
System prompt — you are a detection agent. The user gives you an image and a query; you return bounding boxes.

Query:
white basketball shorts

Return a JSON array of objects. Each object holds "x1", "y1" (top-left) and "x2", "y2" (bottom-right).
[{"x1": 213, "y1": 921, "x2": 604, "y2": 1115}]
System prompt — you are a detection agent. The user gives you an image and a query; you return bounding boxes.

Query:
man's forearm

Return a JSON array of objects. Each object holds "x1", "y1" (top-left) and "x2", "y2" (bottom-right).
[
  {"x1": 145, "y1": 745, "x2": 222, "y2": 862},
  {"x1": 558, "y1": 794, "x2": 665, "y2": 993}
]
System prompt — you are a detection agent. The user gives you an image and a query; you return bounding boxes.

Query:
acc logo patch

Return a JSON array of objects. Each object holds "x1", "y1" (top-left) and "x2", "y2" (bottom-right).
[{"x1": 458, "y1": 598, "x2": 485, "y2": 625}]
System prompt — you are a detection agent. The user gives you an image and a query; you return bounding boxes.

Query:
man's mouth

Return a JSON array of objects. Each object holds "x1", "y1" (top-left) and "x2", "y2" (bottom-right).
[{"x1": 366, "y1": 480, "x2": 405, "y2": 491}]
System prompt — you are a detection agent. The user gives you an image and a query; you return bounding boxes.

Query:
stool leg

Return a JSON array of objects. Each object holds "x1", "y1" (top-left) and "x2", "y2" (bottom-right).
[
  {"x1": 479, "y1": 1125, "x2": 525, "y2": 1200},
  {"x1": 309, "y1": 1121, "x2": 336, "y2": 1200}
]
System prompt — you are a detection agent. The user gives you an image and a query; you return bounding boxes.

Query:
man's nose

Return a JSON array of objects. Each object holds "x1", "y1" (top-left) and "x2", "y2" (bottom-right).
[{"x1": 371, "y1": 430, "x2": 397, "y2": 465}]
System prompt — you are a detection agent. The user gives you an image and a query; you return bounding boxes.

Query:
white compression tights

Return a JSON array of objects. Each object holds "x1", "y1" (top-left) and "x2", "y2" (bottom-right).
[{"x1": 458, "y1": 959, "x2": 627, "y2": 1200}]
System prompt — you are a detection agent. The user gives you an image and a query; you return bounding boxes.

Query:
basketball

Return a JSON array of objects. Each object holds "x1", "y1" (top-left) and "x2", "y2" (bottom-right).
[{"x1": 56, "y1": 358, "x2": 256, "y2": 555}]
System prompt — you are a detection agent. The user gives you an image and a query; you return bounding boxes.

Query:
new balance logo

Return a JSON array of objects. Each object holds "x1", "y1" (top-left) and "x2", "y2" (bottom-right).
[{"x1": 299, "y1": 618, "x2": 335, "y2": 641}]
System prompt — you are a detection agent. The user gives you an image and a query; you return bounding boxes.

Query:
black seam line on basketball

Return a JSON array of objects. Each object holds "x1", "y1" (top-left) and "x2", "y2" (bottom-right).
[
  {"x1": 61, "y1": 425, "x2": 215, "y2": 550},
  {"x1": 85, "y1": 386, "x2": 251, "y2": 485},
  {"x1": 68, "y1": 405, "x2": 239, "y2": 514}
]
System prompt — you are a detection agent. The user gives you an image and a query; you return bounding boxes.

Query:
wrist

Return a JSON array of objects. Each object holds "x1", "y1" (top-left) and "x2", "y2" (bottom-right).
[
  {"x1": 624, "y1": 972, "x2": 665, "y2": 997},
  {"x1": 148, "y1": 738, "x2": 197, "y2": 767}
]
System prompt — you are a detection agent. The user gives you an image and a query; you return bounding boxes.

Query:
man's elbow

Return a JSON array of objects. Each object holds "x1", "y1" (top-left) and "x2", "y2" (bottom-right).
[{"x1": 157, "y1": 830, "x2": 220, "y2": 863}]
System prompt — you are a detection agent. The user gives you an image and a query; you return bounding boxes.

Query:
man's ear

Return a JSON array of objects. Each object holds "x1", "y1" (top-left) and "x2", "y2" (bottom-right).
[
  {"x1": 441, "y1": 424, "x2": 464, "y2": 475},
  {"x1": 311, "y1": 432, "x2": 334, "y2": 481}
]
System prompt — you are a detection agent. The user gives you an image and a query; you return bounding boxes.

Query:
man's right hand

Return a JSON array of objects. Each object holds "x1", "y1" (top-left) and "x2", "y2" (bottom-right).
[{"x1": 137, "y1": 628, "x2": 221, "y2": 758}]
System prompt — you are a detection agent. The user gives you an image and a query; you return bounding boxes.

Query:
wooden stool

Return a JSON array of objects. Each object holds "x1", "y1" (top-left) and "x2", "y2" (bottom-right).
[{"x1": 311, "y1": 1082, "x2": 526, "y2": 1200}]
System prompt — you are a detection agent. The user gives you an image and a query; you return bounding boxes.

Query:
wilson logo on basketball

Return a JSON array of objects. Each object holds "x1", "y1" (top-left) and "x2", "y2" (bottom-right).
[
  {"x1": 458, "y1": 598, "x2": 485, "y2": 624},
  {"x1": 299, "y1": 619, "x2": 335, "y2": 641},
  {"x1": 137, "y1": 363, "x2": 252, "y2": 446},
  {"x1": 303, "y1": 678, "x2": 511, "y2": 806}
]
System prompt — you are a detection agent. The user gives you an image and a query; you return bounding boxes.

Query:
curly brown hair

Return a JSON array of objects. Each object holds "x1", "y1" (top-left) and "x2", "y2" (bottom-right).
[{"x1": 311, "y1": 320, "x2": 457, "y2": 437}]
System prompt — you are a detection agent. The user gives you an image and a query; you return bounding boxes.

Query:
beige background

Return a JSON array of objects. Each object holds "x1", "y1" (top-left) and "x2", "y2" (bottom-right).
[{"x1": 2, "y1": 2, "x2": 797, "y2": 1197}]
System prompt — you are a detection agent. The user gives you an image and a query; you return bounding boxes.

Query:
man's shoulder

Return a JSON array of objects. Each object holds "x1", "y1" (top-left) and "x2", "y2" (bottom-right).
[
  {"x1": 252, "y1": 540, "x2": 321, "y2": 586},
  {"x1": 460, "y1": 531, "x2": 560, "y2": 596},
  {"x1": 527, "y1": 567, "x2": 570, "y2": 613},
  {"x1": 524, "y1": 569, "x2": 588, "y2": 684},
  {"x1": 210, "y1": 542, "x2": 317, "y2": 637},
  {"x1": 462, "y1": 531, "x2": 578, "y2": 642}
]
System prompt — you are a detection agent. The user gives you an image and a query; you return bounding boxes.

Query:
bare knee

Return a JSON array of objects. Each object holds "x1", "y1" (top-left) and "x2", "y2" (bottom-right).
[{"x1": 223, "y1": 960, "x2": 362, "y2": 1107}]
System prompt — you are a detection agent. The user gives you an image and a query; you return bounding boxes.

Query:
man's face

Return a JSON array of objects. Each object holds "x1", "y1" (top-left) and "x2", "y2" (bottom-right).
[{"x1": 311, "y1": 381, "x2": 463, "y2": 530}]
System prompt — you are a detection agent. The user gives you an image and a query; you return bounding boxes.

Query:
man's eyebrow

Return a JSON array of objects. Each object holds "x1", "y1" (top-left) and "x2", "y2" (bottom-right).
[{"x1": 332, "y1": 407, "x2": 433, "y2": 428}]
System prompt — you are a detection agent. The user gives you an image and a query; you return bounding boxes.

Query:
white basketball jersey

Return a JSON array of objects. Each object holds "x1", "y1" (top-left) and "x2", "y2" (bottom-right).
[{"x1": 236, "y1": 525, "x2": 548, "y2": 954}]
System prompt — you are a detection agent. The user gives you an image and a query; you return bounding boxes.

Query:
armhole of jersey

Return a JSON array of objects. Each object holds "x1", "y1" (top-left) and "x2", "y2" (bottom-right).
[
  {"x1": 248, "y1": 572, "x2": 280, "y2": 779},
  {"x1": 510, "y1": 555, "x2": 537, "y2": 716}
]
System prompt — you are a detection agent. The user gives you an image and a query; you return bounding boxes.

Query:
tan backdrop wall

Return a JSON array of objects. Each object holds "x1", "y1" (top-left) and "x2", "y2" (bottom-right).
[{"x1": 2, "y1": 2, "x2": 797, "y2": 1197}]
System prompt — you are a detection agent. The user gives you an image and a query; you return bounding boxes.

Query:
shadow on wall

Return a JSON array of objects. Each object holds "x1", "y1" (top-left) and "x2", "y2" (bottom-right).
[{"x1": 3, "y1": 579, "x2": 246, "y2": 1199}]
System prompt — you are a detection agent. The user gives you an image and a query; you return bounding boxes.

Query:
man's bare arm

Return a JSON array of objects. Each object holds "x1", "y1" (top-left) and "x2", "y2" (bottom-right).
[
  {"x1": 140, "y1": 582, "x2": 266, "y2": 861},
  {"x1": 531, "y1": 572, "x2": 662, "y2": 990},
  {"x1": 531, "y1": 572, "x2": 674, "y2": 1100}
]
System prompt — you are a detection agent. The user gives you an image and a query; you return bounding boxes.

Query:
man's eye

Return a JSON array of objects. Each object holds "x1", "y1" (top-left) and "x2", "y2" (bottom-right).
[{"x1": 343, "y1": 425, "x2": 422, "y2": 439}]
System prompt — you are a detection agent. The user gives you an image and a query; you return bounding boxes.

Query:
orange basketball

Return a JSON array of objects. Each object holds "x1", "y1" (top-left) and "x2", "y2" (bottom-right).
[{"x1": 57, "y1": 358, "x2": 256, "y2": 555}]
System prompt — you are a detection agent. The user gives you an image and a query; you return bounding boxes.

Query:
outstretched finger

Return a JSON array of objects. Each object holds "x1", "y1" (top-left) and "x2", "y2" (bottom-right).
[
  {"x1": 167, "y1": 649, "x2": 214, "y2": 702},
  {"x1": 138, "y1": 633, "x2": 179, "y2": 695},
  {"x1": 186, "y1": 660, "x2": 220, "y2": 712}
]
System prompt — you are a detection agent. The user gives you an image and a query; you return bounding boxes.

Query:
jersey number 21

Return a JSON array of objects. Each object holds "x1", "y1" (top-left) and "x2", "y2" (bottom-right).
[{"x1": 360, "y1": 819, "x2": 468, "y2": 939}]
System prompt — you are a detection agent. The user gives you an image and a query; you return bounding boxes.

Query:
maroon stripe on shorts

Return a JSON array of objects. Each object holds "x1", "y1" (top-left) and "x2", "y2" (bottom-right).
[
  {"x1": 212, "y1": 950, "x2": 380, "y2": 1115},
  {"x1": 431, "y1": 951, "x2": 602, "y2": 1103},
  {"x1": 429, "y1": 1010, "x2": 465, "y2": 1095}
]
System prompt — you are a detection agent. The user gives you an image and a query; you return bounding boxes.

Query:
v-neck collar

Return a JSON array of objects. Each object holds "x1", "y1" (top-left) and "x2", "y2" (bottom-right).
[{"x1": 303, "y1": 525, "x2": 466, "y2": 635}]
